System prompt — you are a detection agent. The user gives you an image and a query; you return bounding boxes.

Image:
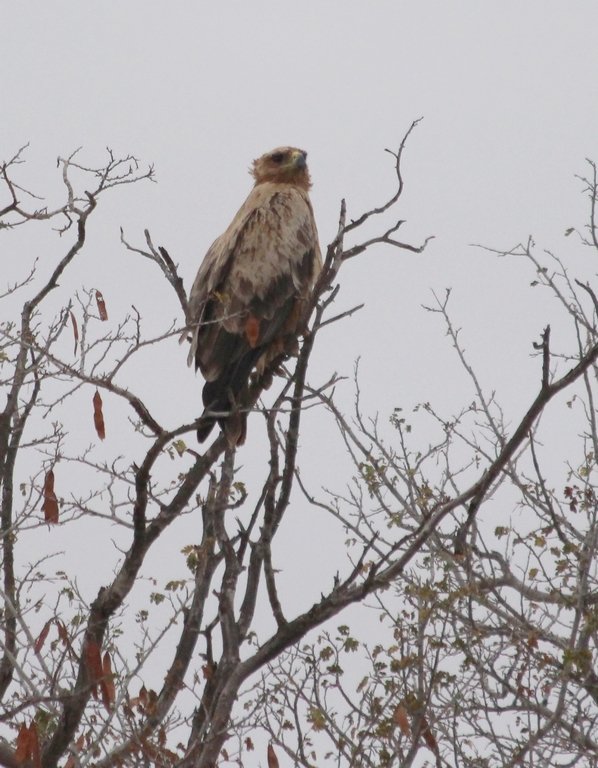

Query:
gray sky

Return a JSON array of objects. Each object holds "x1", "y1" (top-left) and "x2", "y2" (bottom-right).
[
  {"x1": 4, "y1": 1, "x2": 598, "y2": 423},
  {"x1": 4, "y1": 0, "x2": 598, "y2": 645},
  {"x1": 3, "y1": 1, "x2": 598, "y2": 759}
]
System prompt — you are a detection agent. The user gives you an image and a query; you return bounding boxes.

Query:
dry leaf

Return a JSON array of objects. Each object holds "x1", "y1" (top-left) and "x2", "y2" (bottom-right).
[
  {"x1": 15, "y1": 723, "x2": 30, "y2": 763},
  {"x1": 93, "y1": 389, "x2": 105, "y2": 440},
  {"x1": 138, "y1": 685, "x2": 149, "y2": 710},
  {"x1": 41, "y1": 469, "x2": 59, "y2": 524},
  {"x1": 393, "y1": 704, "x2": 411, "y2": 737},
  {"x1": 100, "y1": 651, "x2": 115, "y2": 711},
  {"x1": 95, "y1": 290, "x2": 108, "y2": 321},
  {"x1": 29, "y1": 723, "x2": 41, "y2": 768},
  {"x1": 56, "y1": 620, "x2": 68, "y2": 644},
  {"x1": 147, "y1": 688, "x2": 158, "y2": 715},
  {"x1": 85, "y1": 639, "x2": 103, "y2": 698},
  {"x1": 245, "y1": 737, "x2": 254, "y2": 751},
  {"x1": 421, "y1": 716, "x2": 438, "y2": 752},
  {"x1": 56, "y1": 619, "x2": 73, "y2": 653},
  {"x1": 267, "y1": 743, "x2": 280, "y2": 768},
  {"x1": 34, "y1": 620, "x2": 52, "y2": 654},
  {"x1": 15, "y1": 722, "x2": 40, "y2": 767},
  {"x1": 69, "y1": 310, "x2": 79, "y2": 355}
]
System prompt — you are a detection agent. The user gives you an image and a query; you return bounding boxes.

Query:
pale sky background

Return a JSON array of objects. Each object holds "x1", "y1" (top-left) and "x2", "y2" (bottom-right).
[
  {"x1": 4, "y1": 1, "x2": 597, "y2": 416},
  {"x1": 3, "y1": 1, "x2": 598, "y2": 761}
]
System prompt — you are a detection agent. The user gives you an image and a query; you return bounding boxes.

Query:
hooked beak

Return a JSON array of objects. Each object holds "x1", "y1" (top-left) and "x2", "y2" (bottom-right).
[{"x1": 291, "y1": 149, "x2": 307, "y2": 169}]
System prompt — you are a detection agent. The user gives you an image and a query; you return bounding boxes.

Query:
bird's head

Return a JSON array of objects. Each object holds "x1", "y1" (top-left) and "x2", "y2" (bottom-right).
[{"x1": 251, "y1": 147, "x2": 311, "y2": 189}]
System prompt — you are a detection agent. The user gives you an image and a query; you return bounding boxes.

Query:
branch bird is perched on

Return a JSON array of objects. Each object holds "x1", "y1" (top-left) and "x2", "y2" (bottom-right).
[{"x1": 188, "y1": 147, "x2": 322, "y2": 445}]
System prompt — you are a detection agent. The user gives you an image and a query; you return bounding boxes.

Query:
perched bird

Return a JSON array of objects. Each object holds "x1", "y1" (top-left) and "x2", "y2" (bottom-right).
[{"x1": 188, "y1": 147, "x2": 322, "y2": 445}]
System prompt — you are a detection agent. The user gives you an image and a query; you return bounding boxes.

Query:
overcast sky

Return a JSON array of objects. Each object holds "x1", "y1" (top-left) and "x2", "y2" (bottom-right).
[
  {"x1": 4, "y1": 0, "x2": 598, "y2": 642},
  {"x1": 3, "y1": 1, "x2": 598, "y2": 759},
  {"x1": 5, "y1": 2, "x2": 598, "y2": 416}
]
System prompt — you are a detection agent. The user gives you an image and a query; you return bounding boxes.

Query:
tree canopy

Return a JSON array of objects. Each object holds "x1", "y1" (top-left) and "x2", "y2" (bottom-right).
[{"x1": 2, "y1": 128, "x2": 598, "y2": 767}]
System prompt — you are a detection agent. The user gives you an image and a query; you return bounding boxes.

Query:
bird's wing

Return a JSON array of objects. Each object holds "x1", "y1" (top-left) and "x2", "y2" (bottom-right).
[{"x1": 189, "y1": 183, "x2": 320, "y2": 382}]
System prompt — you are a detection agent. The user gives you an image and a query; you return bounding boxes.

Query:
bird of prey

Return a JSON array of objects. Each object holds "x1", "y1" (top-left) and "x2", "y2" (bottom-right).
[{"x1": 188, "y1": 146, "x2": 322, "y2": 445}]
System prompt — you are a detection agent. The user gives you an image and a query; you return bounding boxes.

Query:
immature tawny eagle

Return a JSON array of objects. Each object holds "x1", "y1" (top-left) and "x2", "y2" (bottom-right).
[{"x1": 188, "y1": 146, "x2": 321, "y2": 444}]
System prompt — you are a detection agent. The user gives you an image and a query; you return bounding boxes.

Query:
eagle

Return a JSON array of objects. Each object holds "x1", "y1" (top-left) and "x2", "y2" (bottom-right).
[{"x1": 188, "y1": 146, "x2": 322, "y2": 445}]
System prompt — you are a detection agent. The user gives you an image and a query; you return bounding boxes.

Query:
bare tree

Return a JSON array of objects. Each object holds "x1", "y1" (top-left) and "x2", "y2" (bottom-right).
[
  {"x1": 2, "y1": 127, "x2": 597, "y2": 768},
  {"x1": 247, "y1": 162, "x2": 598, "y2": 767},
  {"x1": 0, "y1": 125, "x2": 428, "y2": 768}
]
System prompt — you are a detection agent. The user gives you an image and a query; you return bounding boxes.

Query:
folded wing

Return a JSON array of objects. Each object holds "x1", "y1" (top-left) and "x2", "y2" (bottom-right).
[{"x1": 188, "y1": 179, "x2": 321, "y2": 444}]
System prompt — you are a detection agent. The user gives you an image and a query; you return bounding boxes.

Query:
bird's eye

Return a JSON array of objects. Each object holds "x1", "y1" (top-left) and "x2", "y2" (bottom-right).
[{"x1": 270, "y1": 152, "x2": 285, "y2": 164}]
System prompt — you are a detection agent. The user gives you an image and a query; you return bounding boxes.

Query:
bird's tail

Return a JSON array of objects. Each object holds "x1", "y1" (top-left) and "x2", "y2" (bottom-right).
[
  {"x1": 197, "y1": 349, "x2": 261, "y2": 445},
  {"x1": 196, "y1": 409, "x2": 218, "y2": 443},
  {"x1": 196, "y1": 396, "x2": 248, "y2": 446}
]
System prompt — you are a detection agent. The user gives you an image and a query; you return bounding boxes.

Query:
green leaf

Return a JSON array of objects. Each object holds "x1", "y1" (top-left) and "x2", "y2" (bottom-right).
[
  {"x1": 308, "y1": 707, "x2": 326, "y2": 731},
  {"x1": 172, "y1": 439, "x2": 186, "y2": 456}
]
